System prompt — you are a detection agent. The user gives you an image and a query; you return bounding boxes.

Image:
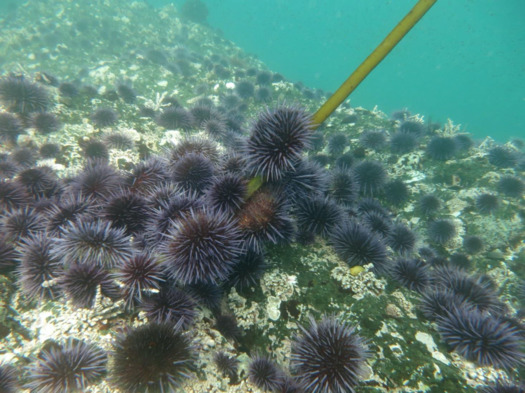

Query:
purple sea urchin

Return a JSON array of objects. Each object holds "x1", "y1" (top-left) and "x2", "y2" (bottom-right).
[
  {"x1": 295, "y1": 196, "x2": 342, "y2": 238},
  {"x1": 147, "y1": 191, "x2": 202, "y2": 247},
  {"x1": 190, "y1": 103, "x2": 216, "y2": 127},
  {"x1": 248, "y1": 354, "x2": 284, "y2": 391},
  {"x1": 244, "y1": 106, "x2": 313, "y2": 181},
  {"x1": 437, "y1": 307, "x2": 524, "y2": 370},
  {"x1": 431, "y1": 266, "x2": 504, "y2": 314},
  {"x1": 228, "y1": 248, "x2": 268, "y2": 291},
  {"x1": 2, "y1": 207, "x2": 44, "y2": 242},
  {"x1": 0, "y1": 363, "x2": 17, "y2": 393},
  {"x1": 383, "y1": 179, "x2": 410, "y2": 207},
  {"x1": 52, "y1": 219, "x2": 133, "y2": 268},
  {"x1": 116, "y1": 83, "x2": 137, "y2": 103},
  {"x1": 417, "y1": 194, "x2": 442, "y2": 216},
  {"x1": 16, "y1": 166, "x2": 61, "y2": 199},
  {"x1": 125, "y1": 157, "x2": 169, "y2": 194},
  {"x1": 327, "y1": 133, "x2": 347, "y2": 156},
  {"x1": 353, "y1": 161, "x2": 387, "y2": 196},
  {"x1": 235, "y1": 80, "x2": 255, "y2": 99},
  {"x1": 0, "y1": 180, "x2": 30, "y2": 210},
  {"x1": 103, "y1": 131, "x2": 135, "y2": 150},
  {"x1": 426, "y1": 136, "x2": 458, "y2": 161},
  {"x1": 213, "y1": 352, "x2": 239, "y2": 382},
  {"x1": 116, "y1": 253, "x2": 165, "y2": 308},
  {"x1": 497, "y1": 175, "x2": 524, "y2": 198},
  {"x1": 427, "y1": 219, "x2": 456, "y2": 244},
  {"x1": 488, "y1": 146, "x2": 518, "y2": 168},
  {"x1": 475, "y1": 193, "x2": 499, "y2": 214},
  {"x1": 359, "y1": 129, "x2": 387, "y2": 151},
  {"x1": 389, "y1": 258, "x2": 428, "y2": 292},
  {"x1": 44, "y1": 194, "x2": 97, "y2": 235},
  {"x1": 59, "y1": 262, "x2": 118, "y2": 308},
  {"x1": 279, "y1": 158, "x2": 328, "y2": 203},
  {"x1": 161, "y1": 208, "x2": 242, "y2": 284},
  {"x1": 171, "y1": 152, "x2": 215, "y2": 194},
  {"x1": 462, "y1": 235, "x2": 484, "y2": 255},
  {"x1": 104, "y1": 191, "x2": 152, "y2": 235},
  {"x1": 0, "y1": 75, "x2": 50, "y2": 114},
  {"x1": 80, "y1": 139, "x2": 109, "y2": 161},
  {"x1": 390, "y1": 132, "x2": 417, "y2": 154},
  {"x1": 90, "y1": 107, "x2": 118, "y2": 128},
  {"x1": 399, "y1": 120, "x2": 424, "y2": 136},
  {"x1": 330, "y1": 220, "x2": 389, "y2": 273},
  {"x1": 141, "y1": 286, "x2": 197, "y2": 329},
  {"x1": 361, "y1": 211, "x2": 392, "y2": 238},
  {"x1": 0, "y1": 112, "x2": 25, "y2": 143},
  {"x1": 387, "y1": 223, "x2": 416, "y2": 255},
  {"x1": 205, "y1": 174, "x2": 246, "y2": 215},
  {"x1": 32, "y1": 112, "x2": 60, "y2": 134},
  {"x1": 16, "y1": 234, "x2": 63, "y2": 300},
  {"x1": 68, "y1": 160, "x2": 123, "y2": 199},
  {"x1": 170, "y1": 136, "x2": 220, "y2": 163},
  {"x1": 0, "y1": 237, "x2": 19, "y2": 273},
  {"x1": 291, "y1": 315, "x2": 369, "y2": 393},
  {"x1": 111, "y1": 322, "x2": 195, "y2": 392},
  {"x1": 214, "y1": 314, "x2": 242, "y2": 341},
  {"x1": 26, "y1": 339, "x2": 107, "y2": 392},
  {"x1": 156, "y1": 107, "x2": 194, "y2": 130},
  {"x1": 328, "y1": 167, "x2": 359, "y2": 206},
  {"x1": 419, "y1": 289, "x2": 468, "y2": 321}
]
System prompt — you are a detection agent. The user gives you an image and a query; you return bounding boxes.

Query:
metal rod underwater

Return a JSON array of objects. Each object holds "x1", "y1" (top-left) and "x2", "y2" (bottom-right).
[{"x1": 312, "y1": 0, "x2": 437, "y2": 127}]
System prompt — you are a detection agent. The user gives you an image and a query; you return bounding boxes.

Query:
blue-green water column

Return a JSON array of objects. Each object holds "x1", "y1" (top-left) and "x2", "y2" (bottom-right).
[{"x1": 138, "y1": 0, "x2": 525, "y2": 141}]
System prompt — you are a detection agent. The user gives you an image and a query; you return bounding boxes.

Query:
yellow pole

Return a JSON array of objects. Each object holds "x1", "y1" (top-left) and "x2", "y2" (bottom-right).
[{"x1": 312, "y1": 0, "x2": 437, "y2": 127}]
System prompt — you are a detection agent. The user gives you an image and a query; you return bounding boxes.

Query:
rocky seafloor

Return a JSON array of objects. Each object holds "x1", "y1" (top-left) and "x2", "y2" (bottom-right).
[{"x1": 0, "y1": 1, "x2": 524, "y2": 392}]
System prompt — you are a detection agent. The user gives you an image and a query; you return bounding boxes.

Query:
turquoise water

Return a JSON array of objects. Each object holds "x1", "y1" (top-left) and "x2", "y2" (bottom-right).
[{"x1": 154, "y1": 0, "x2": 525, "y2": 142}]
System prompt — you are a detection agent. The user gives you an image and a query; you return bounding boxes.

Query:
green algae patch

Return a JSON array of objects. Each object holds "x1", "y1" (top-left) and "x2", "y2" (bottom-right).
[{"x1": 430, "y1": 158, "x2": 489, "y2": 188}]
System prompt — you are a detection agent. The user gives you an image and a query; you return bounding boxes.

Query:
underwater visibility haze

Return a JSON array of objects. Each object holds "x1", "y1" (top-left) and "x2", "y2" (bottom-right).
[
  {"x1": 0, "y1": 1, "x2": 524, "y2": 392},
  {"x1": 174, "y1": 0, "x2": 525, "y2": 142}
]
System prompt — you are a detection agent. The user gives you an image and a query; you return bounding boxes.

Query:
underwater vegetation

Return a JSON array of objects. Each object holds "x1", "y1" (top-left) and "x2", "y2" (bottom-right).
[{"x1": 0, "y1": 0, "x2": 524, "y2": 392}]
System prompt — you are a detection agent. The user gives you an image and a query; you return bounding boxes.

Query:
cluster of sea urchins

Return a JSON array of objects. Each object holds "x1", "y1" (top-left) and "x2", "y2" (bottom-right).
[
  {"x1": 1, "y1": 72, "x2": 524, "y2": 391},
  {"x1": 0, "y1": 102, "x2": 367, "y2": 392}
]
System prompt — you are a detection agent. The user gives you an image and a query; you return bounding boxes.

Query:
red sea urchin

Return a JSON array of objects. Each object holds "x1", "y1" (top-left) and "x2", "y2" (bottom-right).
[
  {"x1": 236, "y1": 188, "x2": 295, "y2": 250},
  {"x1": 291, "y1": 315, "x2": 370, "y2": 393}
]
